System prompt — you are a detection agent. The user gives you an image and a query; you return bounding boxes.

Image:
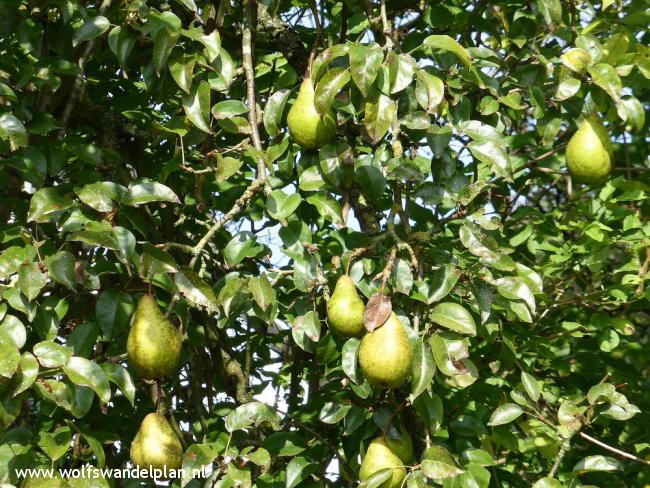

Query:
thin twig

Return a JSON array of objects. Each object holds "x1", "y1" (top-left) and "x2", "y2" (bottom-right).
[
  {"x1": 190, "y1": 179, "x2": 264, "y2": 267},
  {"x1": 579, "y1": 432, "x2": 650, "y2": 466}
]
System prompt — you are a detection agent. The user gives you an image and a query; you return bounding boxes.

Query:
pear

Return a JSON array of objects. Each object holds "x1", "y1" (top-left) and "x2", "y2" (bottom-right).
[
  {"x1": 358, "y1": 313, "x2": 413, "y2": 388},
  {"x1": 327, "y1": 275, "x2": 365, "y2": 337},
  {"x1": 385, "y1": 421, "x2": 416, "y2": 465},
  {"x1": 127, "y1": 295, "x2": 182, "y2": 379},
  {"x1": 21, "y1": 475, "x2": 66, "y2": 488},
  {"x1": 130, "y1": 412, "x2": 183, "y2": 470},
  {"x1": 359, "y1": 437, "x2": 406, "y2": 488},
  {"x1": 565, "y1": 115, "x2": 613, "y2": 185},
  {"x1": 287, "y1": 78, "x2": 336, "y2": 150}
]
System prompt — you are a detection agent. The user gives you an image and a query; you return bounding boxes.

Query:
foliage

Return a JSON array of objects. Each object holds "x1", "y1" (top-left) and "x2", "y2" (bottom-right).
[{"x1": 0, "y1": 0, "x2": 649, "y2": 487}]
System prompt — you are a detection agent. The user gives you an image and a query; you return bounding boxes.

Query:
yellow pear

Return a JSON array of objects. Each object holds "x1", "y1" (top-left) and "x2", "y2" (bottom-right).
[
  {"x1": 359, "y1": 437, "x2": 406, "y2": 488},
  {"x1": 287, "y1": 78, "x2": 336, "y2": 150},
  {"x1": 130, "y1": 413, "x2": 183, "y2": 470},
  {"x1": 565, "y1": 115, "x2": 613, "y2": 185},
  {"x1": 327, "y1": 275, "x2": 365, "y2": 337},
  {"x1": 127, "y1": 295, "x2": 182, "y2": 379},
  {"x1": 358, "y1": 313, "x2": 413, "y2": 388}
]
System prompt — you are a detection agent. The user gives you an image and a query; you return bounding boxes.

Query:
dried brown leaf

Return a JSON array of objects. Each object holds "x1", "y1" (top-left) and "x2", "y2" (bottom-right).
[{"x1": 364, "y1": 293, "x2": 392, "y2": 332}]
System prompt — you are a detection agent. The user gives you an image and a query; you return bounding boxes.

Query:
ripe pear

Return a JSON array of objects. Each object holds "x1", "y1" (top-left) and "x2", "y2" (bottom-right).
[
  {"x1": 327, "y1": 275, "x2": 365, "y2": 337},
  {"x1": 385, "y1": 421, "x2": 416, "y2": 465},
  {"x1": 359, "y1": 437, "x2": 406, "y2": 488},
  {"x1": 127, "y1": 295, "x2": 182, "y2": 379},
  {"x1": 130, "y1": 412, "x2": 183, "y2": 470},
  {"x1": 565, "y1": 115, "x2": 613, "y2": 185},
  {"x1": 359, "y1": 313, "x2": 413, "y2": 388},
  {"x1": 287, "y1": 78, "x2": 336, "y2": 150}
]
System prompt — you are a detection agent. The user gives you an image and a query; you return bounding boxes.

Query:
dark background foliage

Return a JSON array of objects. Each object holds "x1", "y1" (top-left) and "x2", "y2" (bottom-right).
[{"x1": 0, "y1": 0, "x2": 648, "y2": 487}]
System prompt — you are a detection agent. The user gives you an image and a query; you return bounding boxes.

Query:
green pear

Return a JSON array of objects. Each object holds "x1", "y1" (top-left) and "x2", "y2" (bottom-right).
[
  {"x1": 565, "y1": 115, "x2": 613, "y2": 185},
  {"x1": 385, "y1": 421, "x2": 416, "y2": 465},
  {"x1": 127, "y1": 295, "x2": 182, "y2": 379},
  {"x1": 358, "y1": 313, "x2": 413, "y2": 388},
  {"x1": 327, "y1": 275, "x2": 365, "y2": 337},
  {"x1": 359, "y1": 437, "x2": 406, "y2": 488},
  {"x1": 287, "y1": 78, "x2": 336, "y2": 150},
  {"x1": 130, "y1": 412, "x2": 183, "y2": 470}
]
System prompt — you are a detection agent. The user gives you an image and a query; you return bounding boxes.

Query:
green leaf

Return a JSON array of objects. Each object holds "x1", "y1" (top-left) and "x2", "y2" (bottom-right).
[
  {"x1": 13, "y1": 352, "x2": 39, "y2": 395},
  {"x1": 152, "y1": 27, "x2": 180, "y2": 76},
  {"x1": 421, "y1": 444, "x2": 464, "y2": 478},
  {"x1": 73, "y1": 16, "x2": 110, "y2": 46},
  {"x1": 174, "y1": 268, "x2": 219, "y2": 311},
  {"x1": 359, "y1": 469, "x2": 393, "y2": 488},
  {"x1": 33, "y1": 341, "x2": 72, "y2": 369},
  {"x1": 532, "y1": 478, "x2": 562, "y2": 488},
  {"x1": 422, "y1": 35, "x2": 472, "y2": 66},
  {"x1": 27, "y1": 187, "x2": 74, "y2": 223},
  {"x1": 415, "y1": 70, "x2": 444, "y2": 113},
  {"x1": 263, "y1": 89, "x2": 291, "y2": 138},
  {"x1": 75, "y1": 181, "x2": 126, "y2": 212},
  {"x1": 617, "y1": 95, "x2": 645, "y2": 132},
  {"x1": 108, "y1": 26, "x2": 136, "y2": 66},
  {"x1": 315, "y1": 67, "x2": 350, "y2": 116},
  {"x1": 248, "y1": 274, "x2": 273, "y2": 311},
  {"x1": 63, "y1": 356, "x2": 111, "y2": 404},
  {"x1": 487, "y1": 403, "x2": 524, "y2": 426},
  {"x1": 124, "y1": 180, "x2": 180, "y2": 205},
  {"x1": 429, "y1": 303, "x2": 477, "y2": 335},
  {"x1": 0, "y1": 114, "x2": 28, "y2": 150},
  {"x1": 183, "y1": 81, "x2": 212, "y2": 133},
  {"x1": 101, "y1": 363, "x2": 136, "y2": 406},
  {"x1": 37, "y1": 426, "x2": 72, "y2": 461},
  {"x1": 588, "y1": 63, "x2": 622, "y2": 102},
  {"x1": 225, "y1": 401, "x2": 281, "y2": 432},
  {"x1": 312, "y1": 44, "x2": 350, "y2": 81},
  {"x1": 285, "y1": 456, "x2": 315, "y2": 488},
  {"x1": 319, "y1": 402, "x2": 352, "y2": 424},
  {"x1": 223, "y1": 232, "x2": 265, "y2": 267},
  {"x1": 1, "y1": 315, "x2": 26, "y2": 349},
  {"x1": 537, "y1": 0, "x2": 562, "y2": 25},
  {"x1": 262, "y1": 432, "x2": 307, "y2": 457},
  {"x1": 266, "y1": 190, "x2": 302, "y2": 221},
  {"x1": 468, "y1": 140, "x2": 512, "y2": 180},
  {"x1": 572, "y1": 455, "x2": 622, "y2": 473},
  {"x1": 411, "y1": 337, "x2": 436, "y2": 399},
  {"x1": 181, "y1": 443, "x2": 220, "y2": 488},
  {"x1": 17, "y1": 263, "x2": 46, "y2": 302},
  {"x1": 342, "y1": 338, "x2": 361, "y2": 383},
  {"x1": 521, "y1": 372, "x2": 540, "y2": 402},
  {"x1": 0, "y1": 342, "x2": 20, "y2": 379},
  {"x1": 306, "y1": 191, "x2": 344, "y2": 225},
  {"x1": 95, "y1": 289, "x2": 134, "y2": 339},
  {"x1": 141, "y1": 244, "x2": 179, "y2": 275},
  {"x1": 349, "y1": 43, "x2": 384, "y2": 97},
  {"x1": 365, "y1": 94, "x2": 397, "y2": 145},
  {"x1": 169, "y1": 54, "x2": 196, "y2": 94}
]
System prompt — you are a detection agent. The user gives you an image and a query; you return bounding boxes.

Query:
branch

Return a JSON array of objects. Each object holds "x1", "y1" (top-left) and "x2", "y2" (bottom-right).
[
  {"x1": 579, "y1": 432, "x2": 650, "y2": 466},
  {"x1": 548, "y1": 436, "x2": 571, "y2": 477},
  {"x1": 242, "y1": 17, "x2": 269, "y2": 189},
  {"x1": 60, "y1": 0, "x2": 113, "y2": 130}
]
